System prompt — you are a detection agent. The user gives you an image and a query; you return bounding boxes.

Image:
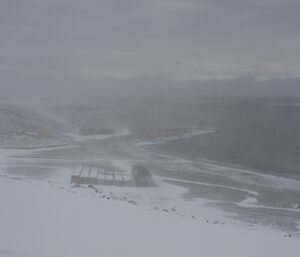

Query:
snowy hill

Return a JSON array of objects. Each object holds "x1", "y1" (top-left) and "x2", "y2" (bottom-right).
[
  {"x1": 0, "y1": 174, "x2": 299, "y2": 257},
  {"x1": 0, "y1": 104, "x2": 69, "y2": 148}
]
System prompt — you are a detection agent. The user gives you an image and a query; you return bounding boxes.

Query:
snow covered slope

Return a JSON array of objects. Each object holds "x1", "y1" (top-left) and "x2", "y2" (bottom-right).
[
  {"x1": 0, "y1": 104, "x2": 68, "y2": 148},
  {"x1": 0, "y1": 176, "x2": 299, "y2": 257}
]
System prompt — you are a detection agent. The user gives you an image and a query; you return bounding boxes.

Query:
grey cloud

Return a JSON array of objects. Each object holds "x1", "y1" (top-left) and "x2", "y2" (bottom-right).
[{"x1": 0, "y1": 0, "x2": 300, "y2": 83}]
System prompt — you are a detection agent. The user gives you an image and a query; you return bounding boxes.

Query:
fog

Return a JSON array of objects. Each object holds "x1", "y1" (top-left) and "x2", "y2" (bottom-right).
[
  {"x1": 1, "y1": 76, "x2": 300, "y2": 104},
  {"x1": 1, "y1": 1, "x2": 300, "y2": 256},
  {"x1": 1, "y1": 1, "x2": 300, "y2": 90},
  {"x1": 1, "y1": 0, "x2": 300, "y2": 101}
]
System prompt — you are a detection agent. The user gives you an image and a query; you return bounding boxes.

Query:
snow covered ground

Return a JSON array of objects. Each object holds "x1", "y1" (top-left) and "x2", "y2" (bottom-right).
[
  {"x1": 1, "y1": 103, "x2": 300, "y2": 256},
  {"x1": 1, "y1": 172, "x2": 300, "y2": 257},
  {"x1": 1, "y1": 146, "x2": 300, "y2": 257},
  {"x1": 67, "y1": 128, "x2": 130, "y2": 142},
  {"x1": 137, "y1": 128, "x2": 216, "y2": 146}
]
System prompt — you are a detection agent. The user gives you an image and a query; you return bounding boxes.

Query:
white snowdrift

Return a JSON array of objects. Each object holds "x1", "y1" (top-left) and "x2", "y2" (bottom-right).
[{"x1": 0, "y1": 177, "x2": 299, "y2": 257}]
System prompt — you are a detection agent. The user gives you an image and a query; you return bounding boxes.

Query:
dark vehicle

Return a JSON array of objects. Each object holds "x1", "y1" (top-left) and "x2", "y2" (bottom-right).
[{"x1": 131, "y1": 165, "x2": 152, "y2": 186}]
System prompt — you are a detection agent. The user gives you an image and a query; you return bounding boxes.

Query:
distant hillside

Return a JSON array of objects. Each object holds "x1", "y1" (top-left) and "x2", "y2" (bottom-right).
[{"x1": 0, "y1": 104, "x2": 69, "y2": 148}]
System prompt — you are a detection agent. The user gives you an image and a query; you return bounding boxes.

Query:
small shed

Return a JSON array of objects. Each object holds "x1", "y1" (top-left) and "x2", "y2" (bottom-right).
[{"x1": 131, "y1": 165, "x2": 152, "y2": 186}]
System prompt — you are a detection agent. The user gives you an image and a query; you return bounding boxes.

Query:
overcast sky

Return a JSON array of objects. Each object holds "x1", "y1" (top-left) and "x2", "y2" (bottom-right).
[{"x1": 1, "y1": 0, "x2": 300, "y2": 88}]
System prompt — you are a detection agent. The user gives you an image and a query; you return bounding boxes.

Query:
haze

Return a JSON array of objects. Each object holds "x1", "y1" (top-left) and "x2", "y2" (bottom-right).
[
  {"x1": 1, "y1": 0, "x2": 300, "y2": 101},
  {"x1": 1, "y1": 1, "x2": 300, "y2": 257}
]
